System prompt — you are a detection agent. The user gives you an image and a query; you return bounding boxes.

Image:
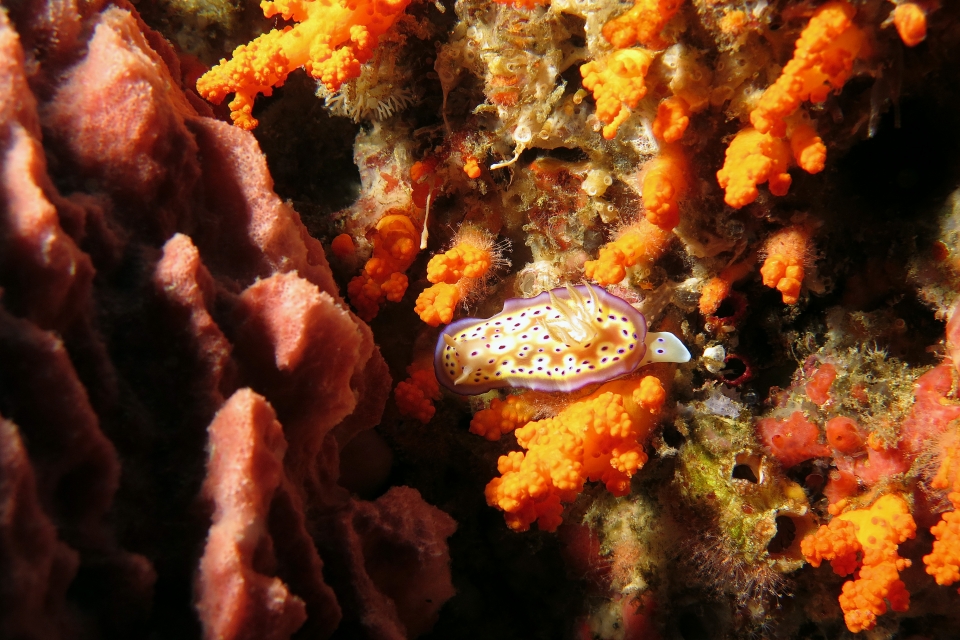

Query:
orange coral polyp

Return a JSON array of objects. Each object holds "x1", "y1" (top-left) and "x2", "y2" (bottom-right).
[
  {"x1": 584, "y1": 219, "x2": 673, "y2": 286},
  {"x1": 347, "y1": 212, "x2": 421, "y2": 321},
  {"x1": 469, "y1": 395, "x2": 537, "y2": 441},
  {"x1": 652, "y1": 96, "x2": 690, "y2": 143},
  {"x1": 893, "y1": 3, "x2": 927, "y2": 48},
  {"x1": 197, "y1": 0, "x2": 412, "y2": 129},
  {"x1": 641, "y1": 145, "x2": 687, "y2": 230},
  {"x1": 801, "y1": 494, "x2": 917, "y2": 633},
  {"x1": 415, "y1": 283, "x2": 461, "y2": 327},
  {"x1": 716, "y1": 128, "x2": 792, "y2": 208},
  {"x1": 394, "y1": 364, "x2": 442, "y2": 423},
  {"x1": 749, "y1": 1, "x2": 864, "y2": 138},
  {"x1": 924, "y1": 492, "x2": 960, "y2": 589},
  {"x1": 602, "y1": 0, "x2": 685, "y2": 51},
  {"x1": 426, "y1": 243, "x2": 492, "y2": 284},
  {"x1": 581, "y1": 49, "x2": 655, "y2": 140},
  {"x1": 760, "y1": 225, "x2": 810, "y2": 305},
  {"x1": 789, "y1": 121, "x2": 827, "y2": 174}
]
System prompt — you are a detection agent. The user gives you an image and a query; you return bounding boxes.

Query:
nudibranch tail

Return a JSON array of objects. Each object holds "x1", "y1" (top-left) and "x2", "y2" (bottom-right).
[
  {"x1": 640, "y1": 332, "x2": 692, "y2": 366},
  {"x1": 434, "y1": 284, "x2": 691, "y2": 395}
]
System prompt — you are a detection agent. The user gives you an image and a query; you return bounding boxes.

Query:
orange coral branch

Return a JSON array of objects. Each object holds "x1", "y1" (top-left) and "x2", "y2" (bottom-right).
[
  {"x1": 581, "y1": 49, "x2": 655, "y2": 140},
  {"x1": 716, "y1": 128, "x2": 792, "y2": 209},
  {"x1": 484, "y1": 375, "x2": 667, "y2": 532},
  {"x1": 469, "y1": 395, "x2": 537, "y2": 441},
  {"x1": 197, "y1": 0, "x2": 411, "y2": 129},
  {"x1": 749, "y1": 1, "x2": 865, "y2": 138},
  {"x1": 585, "y1": 219, "x2": 673, "y2": 286},
  {"x1": 602, "y1": 0, "x2": 685, "y2": 51},
  {"x1": 347, "y1": 212, "x2": 421, "y2": 321},
  {"x1": 801, "y1": 494, "x2": 917, "y2": 633},
  {"x1": 395, "y1": 364, "x2": 442, "y2": 423},
  {"x1": 651, "y1": 96, "x2": 690, "y2": 143},
  {"x1": 641, "y1": 144, "x2": 687, "y2": 230},
  {"x1": 760, "y1": 225, "x2": 812, "y2": 305}
]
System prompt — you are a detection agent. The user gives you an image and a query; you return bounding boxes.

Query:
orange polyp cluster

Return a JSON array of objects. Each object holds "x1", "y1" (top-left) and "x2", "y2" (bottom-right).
[
  {"x1": 893, "y1": 2, "x2": 927, "y2": 48},
  {"x1": 749, "y1": 1, "x2": 865, "y2": 138},
  {"x1": 463, "y1": 156, "x2": 482, "y2": 179},
  {"x1": 652, "y1": 96, "x2": 691, "y2": 143},
  {"x1": 394, "y1": 364, "x2": 442, "y2": 423},
  {"x1": 484, "y1": 375, "x2": 666, "y2": 532},
  {"x1": 716, "y1": 128, "x2": 792, "y2": 209},
  {"x1": 584, "y1": 219, "x2": 673, "y2": 286},
  {"x1": 641, "y1": 144, "x2": 687, "y2": 230},
  {"x1": 801, "y1": 494, "x2": 917, "y2": 633},
  {"x1": 580, "y1": 49, "x2": 655, "y2": 140},
  {"x1": 415, "y1": 228, "x2": 501, "y2": 326},
  {"x1": 197, "y1": 0, "x2": 412, "y2": 129},
  {"x1": 760, "y1": 225, "x2": 811, "y2": 305},
  {"x1": 601, "y1": 0, "x2": 685, "y2": 51},
  {"x1": 347, "y1": 213, "x2": 421, "y2": 321},
  {"x1": 469, "y1": 395, "x2": 538, "y2": 441}
]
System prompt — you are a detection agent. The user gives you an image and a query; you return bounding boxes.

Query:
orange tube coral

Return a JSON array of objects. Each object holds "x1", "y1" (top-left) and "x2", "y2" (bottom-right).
[
  {"x1": 924, "y1": 492, "x2": 960, "y2": 591},
  {"x1": 641, "y1": 144, "x2": 687, "y2": 230},
  {"x1": 581, "y1": 49, "x2": 655, "y2": 140},
  {"x1": 716, "y1": 128, "x2": 792, "y2": 209},
  {"x1": 749, "y1": 1, "x2": 865, "y2": 138},
  {"x1": 584, "y1": 219, "x2": 673, "y2": 286},
  {"x1": 197, "y1": 0, "x2": 412, "y2": 129},
  {"x1": 602, "y1": 0, "x2": 685, "y2": 51},
  {"x1": 801, "y1": 494, "x2": 917, "y2": 633}
]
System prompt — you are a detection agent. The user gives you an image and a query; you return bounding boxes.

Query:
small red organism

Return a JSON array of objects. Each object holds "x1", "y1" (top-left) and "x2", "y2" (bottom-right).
[
  {"x1": 893, "y1": 2, "x2": 927, "y2": 48},
  {"x1": 757, "y1": 411, "x2": 830, "y2": 468},
  {"x1": 806, "y1": 363, "x2": 837, "y2": 405},
  {"x1": 825, "y1": 417, "x2": 864, "y2": 454}
]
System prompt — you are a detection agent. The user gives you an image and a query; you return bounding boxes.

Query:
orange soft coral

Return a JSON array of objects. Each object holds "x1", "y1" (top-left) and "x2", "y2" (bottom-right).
[
  {"x1": 924, "y1": 492, "x2": 960, "y2": 590},
  {"x1": 893, "y1": 2, "x2": 927, "y2": 48},
  {"x1": 651, "y1": 96, "x2": 691, "y2": 143},
  {"x1": 414, "y1": 283, "x2": 460, "y2": 327},
  {"x1": 581, "y1": 49, "x2": 655, "y2": 140},
  {"x1": 330, "y1": 233, "x2": 356, "y2": 259},
  {"x1": 484, "y1": 375, "x2": 666, "y2": 532},
  {"x1": 641, "y1": 144, "x2": 687, "y2": 230},
  {"x1": 716, "y1": 128, "x2": 792, "y2": 209},
  {"x1": 196, "y1": 0, "x2": 411, "y2": 129},
  {"x1": 347, "y1": 212, "x2": 420, "y2": 321},
  {"x1": 416, "y1": 227, "x2": 505, "y2": 326},
  {"x1": 470, "y1": 395, "x2": 538, "y2": 441},
  {"x1": 602, "y1": 0, "x2": 685, "y2": 51},
  {"x1": 760, "y1": 225, "x2": 811, "y2": 305},
  {"x1": 749, "y1": 1, "x2": 865, "y2": 138},
  {"x1": 394, "y1": 364, "x2": 442, "y2": 423},
  {"x1": 801, "y1": 494, "x2": 917, "y2": 633},
  {"x1": 584, "y1": 219, "x2": 673, "y2": 286}
]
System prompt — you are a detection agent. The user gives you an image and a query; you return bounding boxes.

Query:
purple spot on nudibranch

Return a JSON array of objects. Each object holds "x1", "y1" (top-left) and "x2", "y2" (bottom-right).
[
  {"x1": 657, "y1": 349, "x2": 664, "y2": 354},
  {"x1": 601, "y1": 358, "x2": 608, "y2": 363},
  {"x1": 622, "y1": 330, "x2": 629, "y2": 336},
  {"x1": 471, "y1": 351, "x2": 478, "y2": 356},
  {"x1": 613, "y1": 357, "x2": 619, "y2": 362},
  {"x1": 618, "y1": 349, "x2": 625, "y2": 354},
  {"x1": 601, "y1": 346, "x2": 608, "y2": 351},
  {"x1": 622, "y1": 317, "x2": 628, "y2": 322},
  {"x1": 609, "y1": 315, "x2": 615, "y2": 320}
]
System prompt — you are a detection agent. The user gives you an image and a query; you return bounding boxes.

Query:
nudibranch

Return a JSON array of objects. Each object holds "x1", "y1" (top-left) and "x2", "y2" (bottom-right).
[{"x1": 435, "y1": 284, "x2": 691, "y2": 394}]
